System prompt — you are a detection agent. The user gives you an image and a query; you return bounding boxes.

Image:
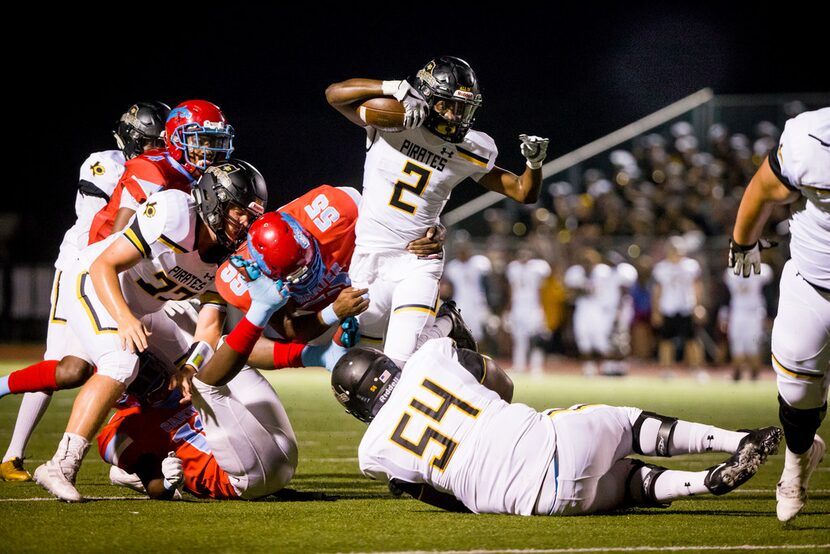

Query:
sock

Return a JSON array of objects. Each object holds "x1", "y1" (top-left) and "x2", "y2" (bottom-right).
[
  {"x1": 651, "y1": 469, "x2": 709, "y2": 502},
  {"x1": 6, "y1": 360, "x2": 59, "y2": 395},
  {"x1": 3, "y1": 392, "x2": 52, "y2": 461},
  {"x1": 0, "y1": 376, "x2": 8, "y2": 397},
  {"x1": 780, "y1": 442, "x2": 819, "y2": 483},
  {"x1": 670, "y1": 421, "x2": 747, "y2": 454},
  {"x1": 415, "y1": 318, "x2": 453, "y2": 349},
  {"x1": 53, "y1": 432, "x2": 90, "y2": 481}
]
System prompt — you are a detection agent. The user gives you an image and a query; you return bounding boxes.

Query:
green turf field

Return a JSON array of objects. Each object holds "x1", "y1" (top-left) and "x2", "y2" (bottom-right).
[{"x1": 0, "y1": 362, "x2": 827, "y2": 553}]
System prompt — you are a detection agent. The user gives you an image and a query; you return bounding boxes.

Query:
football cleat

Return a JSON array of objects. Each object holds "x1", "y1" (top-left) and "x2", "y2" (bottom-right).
[
  {"x1": 437, "y1": 300, "x2": 477, "y2": 352},
  {"x1": 704, "y1": 426, "x2": 782, "y2": 495},
  {"x1": 776, "y1": 434, "x2": 826, "y2": 522},
  {"x1": 33, "y1": 460, "x2": 83, "y2": 502},
  {"x1": 0, "y1": 457, "x2": 32, "y2": 482}
]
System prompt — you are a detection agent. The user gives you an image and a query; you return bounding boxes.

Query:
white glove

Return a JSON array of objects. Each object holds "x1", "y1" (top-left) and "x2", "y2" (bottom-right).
[
  {"x1": 230, "y1": 256, "x2": 290, "y2": 326},
  {"x1": 728, "y1": 239, "x2": 776, "y2": 278},
  {"x1": 383, "y1": 80, "x2": 428, "y2": 129},
  {"x1": 519, "y1": 134, "x2": 549, "y2": 169},
  {"x1": 161, "y1": 451, "x2": 184, "y2": 492}
]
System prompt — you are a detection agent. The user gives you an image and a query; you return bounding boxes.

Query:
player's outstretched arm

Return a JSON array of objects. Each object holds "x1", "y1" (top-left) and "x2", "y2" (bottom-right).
[
  {"x1": 732, "y1": 157, "x2": 799, "y2": 247},
  {"x1": 477, "y1": 135, "x2": 549, "y2": 204}
]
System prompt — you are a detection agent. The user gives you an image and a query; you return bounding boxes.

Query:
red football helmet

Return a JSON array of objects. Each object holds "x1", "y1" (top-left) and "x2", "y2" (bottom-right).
[
  {"x1": 246, "y1": 212, "x2": 324, "y2": 295},
  {"x1": 165, "y1": 100, "x2": 234, "y2": 173}
]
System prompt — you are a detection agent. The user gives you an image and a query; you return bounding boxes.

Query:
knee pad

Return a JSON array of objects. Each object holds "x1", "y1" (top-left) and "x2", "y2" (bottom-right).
[
  {"x1": 624, "y1": 459, "x2": 670, "y2": 508},
  {"x1": 778, "y1": 395, "x2": 827, "y2": 455},
  {"x1": 632, "y1": 411, "x2": 678, "y2": 457}
]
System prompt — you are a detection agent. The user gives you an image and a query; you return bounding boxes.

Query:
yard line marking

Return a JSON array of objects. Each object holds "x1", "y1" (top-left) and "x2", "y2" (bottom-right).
[
  {"x1": 300, "y1": 457, "x2": 358, "y2": 463},
  {"x1": 0, "y1": 496, "x2": 146, "y2": 502},
  {"x1": 734, "y1": 489, "x2": 830, "y2": 494},
  {"x1": 345, "y1": 545, "x2": 830, "y2": 554}
]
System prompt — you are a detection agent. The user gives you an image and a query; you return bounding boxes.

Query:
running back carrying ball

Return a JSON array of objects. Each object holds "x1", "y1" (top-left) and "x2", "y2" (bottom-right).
[{"x1": 358, "y1": 98, "x2": 406, "y2": 132}]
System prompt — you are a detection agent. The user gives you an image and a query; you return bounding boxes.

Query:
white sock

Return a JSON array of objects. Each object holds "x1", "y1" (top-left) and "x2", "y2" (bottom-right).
[
  {"x1": 415, "y1": 317, "x2": 453, "y2": 349},
  {"x1": 55, "y1": 432, "x2": 90, "y2": 462},
  {"x1": 0, "y1": 375, "x2": 9, "y2": 397},
  {"x1": 652, "y1": 469, "x2": 709, "y2": 501},
  {"x1": 3, "y1": 392, "x2": 52, "y2": 461},
  {"x1": 670, "y1": 421, "x2": 747, "y2": 454}
]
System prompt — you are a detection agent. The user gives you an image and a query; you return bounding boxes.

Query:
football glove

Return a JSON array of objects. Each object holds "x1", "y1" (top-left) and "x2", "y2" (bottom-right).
[
  {"x1": 519, "y1": 134, "x2": 549, "y2": 169},
  {"x1": 301, "y1": 341, "x2": 348, "y2": 372},
  {"x1": 161, "y1": 452, "x2": 184, "y2": 492},
  {"x1": 229, "y1": 256, "x2": 289, "y2": 326},
  {"x1": 383, "y1": 80, "x2": 428, "y2": 130},
  {"x1": 728, "y1": 239, "x2": 777, "y2": 278}
]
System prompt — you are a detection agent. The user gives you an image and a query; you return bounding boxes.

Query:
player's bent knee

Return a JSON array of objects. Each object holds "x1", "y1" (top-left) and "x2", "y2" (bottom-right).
[
  {"x1": 776, "y1": 375, "x2": 828, "y2": 410},
  {"x1": 55, "y1": 356, "x2": 94, "y2": 389}
]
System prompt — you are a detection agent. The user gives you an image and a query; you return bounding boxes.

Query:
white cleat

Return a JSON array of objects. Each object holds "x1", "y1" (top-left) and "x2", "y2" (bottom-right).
[
  {"x1": 109, "y1": 465, "x2": 147, "y2": 495},
  {"x1": 33, "y1": 460, "x2": 83, "y2": 503},
  {"x1": 776, "y1": 435, "x2": 826, "y2": 522}
]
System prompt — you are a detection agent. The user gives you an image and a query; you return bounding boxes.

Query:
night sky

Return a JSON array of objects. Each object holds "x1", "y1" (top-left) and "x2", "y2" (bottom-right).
[{"x1": 10, "y1": 5, "x2": 827, "y2": 263}]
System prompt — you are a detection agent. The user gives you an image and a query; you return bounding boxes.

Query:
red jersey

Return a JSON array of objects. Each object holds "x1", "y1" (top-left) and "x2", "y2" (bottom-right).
[
  {"x1": 88, "y1": 150, "x2": 196, "y2": 244},
  {"x1": 97, "y1": 400, "x2": 238, "y2": 499},
  {"x1": 216, "y1": 185, "x2": 359, "y2": 314}
]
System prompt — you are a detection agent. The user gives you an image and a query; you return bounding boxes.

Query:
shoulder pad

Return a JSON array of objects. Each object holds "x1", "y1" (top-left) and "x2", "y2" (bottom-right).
[
  {"x1": 78, "y1": 150, "x2": 125, "y2": 198},
  {"x1": 777, "y1": 108, "x2": 830, "y2": 190},
  {"x1": 136, "y1": 189, "x2": 194, "y2": 247}
]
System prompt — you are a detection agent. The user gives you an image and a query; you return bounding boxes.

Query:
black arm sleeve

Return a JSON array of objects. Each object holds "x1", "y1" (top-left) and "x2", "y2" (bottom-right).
[
  {"x1": 389, "y1": 478, "x2": 470, "y2": 513},
  {"x1": 78, "y1": 179, "x2": 111, "y2": 201}
]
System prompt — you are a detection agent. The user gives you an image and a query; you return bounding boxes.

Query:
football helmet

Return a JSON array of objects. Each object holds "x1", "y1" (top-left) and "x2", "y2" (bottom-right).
[
  {"x1": 113, "y1": 101, "x2": 171, "y2": 160},
  {"x1": 125, "y1": 350, "x2": 179, "y2": 408},
  {"x1": 192, "y1": 158, "x2": 268, "y2": 251},
  {"x1": 246, "y1": 212, "x2": 325, "y2": 297},
  {"x1": 165, "y1": 100, "x2": 234, "y2": 172},
  {"x1": 414, "y1": 56, "x2": 482, "y2": 143},
  {"x1": 331, "y1": 347, "x2": 401, "y2": 423}
]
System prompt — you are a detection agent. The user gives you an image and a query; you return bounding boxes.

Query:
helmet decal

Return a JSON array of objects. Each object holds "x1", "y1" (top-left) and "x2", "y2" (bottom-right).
[{"x1": 168, "y1": 106, "x2": 193, "y2": 121}]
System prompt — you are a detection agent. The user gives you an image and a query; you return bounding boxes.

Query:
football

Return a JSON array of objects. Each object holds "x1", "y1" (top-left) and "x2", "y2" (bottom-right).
[{"x1": 358, "y1": 98, "x2": 406, "y2": 132}]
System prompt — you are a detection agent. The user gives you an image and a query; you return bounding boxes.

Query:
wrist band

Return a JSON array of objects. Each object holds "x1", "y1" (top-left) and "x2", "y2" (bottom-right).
[
  {"x1": 273, "y1": 342, "x2": 306, "y2": 369},
  {"x1": 320, "y1": 304, "x2": 339, "y2": 326},
  {"x1": 526, "y1": 160, "x2": 543, "y2": 170},
  {"x1": 382, "y1": 80, "x2": 401, "y2": 96},
  {"x1": 185, "y1": 341, "x2": 214, "y2": 373}
]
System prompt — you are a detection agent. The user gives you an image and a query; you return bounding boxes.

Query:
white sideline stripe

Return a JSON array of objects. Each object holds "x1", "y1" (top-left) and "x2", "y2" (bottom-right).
[
  {"x1": 0, "y1": 496, "x2": 146, "y2": 502},
  {"x1": 735, "y1": 489, "x2": 830, "y2": 494},
  {"x1": 346, "y1": 545, "x2": 830, "y2": 554}
]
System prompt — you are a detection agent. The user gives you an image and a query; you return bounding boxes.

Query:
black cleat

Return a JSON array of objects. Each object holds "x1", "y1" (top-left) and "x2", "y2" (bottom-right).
[
  {"x1": 704, "y1": 426, "x2": 782, "y2": 495},
  {"x1": 437, "y1": 300, "x2": 478, "y2": 352}
]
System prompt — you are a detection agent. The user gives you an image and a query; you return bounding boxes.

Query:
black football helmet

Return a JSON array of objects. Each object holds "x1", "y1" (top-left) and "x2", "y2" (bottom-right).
[
  {"x1": 192, "y1": 158, "x2": 268, "y2": 251},
  {"x1": 113, "y1": 101, "x2": 171, "y2": 159},
  {"x1": 413, "y1": 56, "x2": 482, "y2": 143},
  {"x1": 126, "y1": 350, "x2": 177, "y2": 408},
  {"x1": 331, "y1": 347, "x2": 401, "y2": 423}
]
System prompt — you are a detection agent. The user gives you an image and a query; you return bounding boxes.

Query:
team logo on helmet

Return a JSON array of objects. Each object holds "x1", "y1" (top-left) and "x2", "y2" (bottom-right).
[{"x1": 168, "y1": 107, "x2": 193, "y2": 121}]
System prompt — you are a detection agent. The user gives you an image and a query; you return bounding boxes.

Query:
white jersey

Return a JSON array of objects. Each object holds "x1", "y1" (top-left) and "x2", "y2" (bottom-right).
[
  {"x1": 444, "y1": 255, "x2": 491, "y2": 311},
  {"x1": 55, "y1": 150, "x2": 126, "y2": 271},
  {"x1": 359, "y1": 338, "x2": 557, "y2": 515},
  {"x1": 76, "y1": 189, "x2": 223, "y2": 318},
  {"x1": 652, "y1": 257, "x2": 701, "y2": 316},
  {"x1": 771, "y1": 107, "x2": 830, "y2": 290},
  {"x1": 355, "y1": 126, "x2": 497, "y2": 250},
  {"x1": 724, "y1": 264, "x2": 772, "y2": 314},
  {"x1": 507, "y1": 259, "x2": 551, "y2": 315}
]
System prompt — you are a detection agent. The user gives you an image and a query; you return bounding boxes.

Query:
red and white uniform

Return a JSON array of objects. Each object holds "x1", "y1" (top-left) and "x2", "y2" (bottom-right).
[
  {"x1": 88, "y1": 149, "x2": 196, "y2": 245},
  {"x1": 98, "y1": 399, "x2": 238, "y2": 499},
  {"x1": 216, "y1": 185, "x2": 360, "y2": 315}
]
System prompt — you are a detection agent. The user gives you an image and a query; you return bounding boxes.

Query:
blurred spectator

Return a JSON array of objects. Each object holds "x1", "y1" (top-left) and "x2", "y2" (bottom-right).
[
  {"x1": 506, "y1": 248, "x2": 551, "y2": 375},
  {"x1": 721, "y1": 263, "x2": 774, "y2": 381},
  {"x1": 444, "y1": 238, "x2": 492, "y2": 343}
]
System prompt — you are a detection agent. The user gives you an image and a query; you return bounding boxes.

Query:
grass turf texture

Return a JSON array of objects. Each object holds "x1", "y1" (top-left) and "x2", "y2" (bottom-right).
[{"x1": 0, "y1": 362, "x2": 827, "y2": 553}]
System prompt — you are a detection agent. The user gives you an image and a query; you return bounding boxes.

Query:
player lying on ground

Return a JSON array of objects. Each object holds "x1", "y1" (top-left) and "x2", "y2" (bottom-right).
[
  {"x1": 728, "y1": 107, "x2": 829, "y2": 521},
  {"x1": 99, "y1": 258, "x2": 341, "y2": 500},
  {"x1": 331, "y1": 338, "x2": 782, "y2": 515}
]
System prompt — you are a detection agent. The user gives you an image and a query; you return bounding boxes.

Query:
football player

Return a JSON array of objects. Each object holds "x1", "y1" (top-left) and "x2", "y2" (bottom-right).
[
  {"x1": 325, "y1": 56, "x2": 549, "y2": 366},
  {"x1": 31, "y1": 159, "x2": 267, "y2": 502},
  {"x1": 0, "y1": 101, "x2": 169, "y2": 482},
  {"x1": 215, "y1": 185, "x2": 467, "y2": 371},
  {"x1": 722, "y1": 263, "x2": 773, "y2": 381},
  {"x1": 98, "y1": 261, "x2": 299, "y2": 500},
  {"x1": 331, "y1": 339, "x2": 781, "y2": 515},
  {"x1": 506, "y1": 248, "x2": 551, "y2": 375},
  {"x1": 728, "y1": 107, "x2": 829, "y2": 521}
]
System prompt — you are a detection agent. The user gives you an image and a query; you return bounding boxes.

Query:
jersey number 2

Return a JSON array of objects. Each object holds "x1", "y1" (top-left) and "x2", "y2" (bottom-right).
[
  {"x1": 304, "y1": 193, "x2": 340, "y2": 232},
  {"x1": 390, "y1": 378, "x2": 479, "y2": 471},
  {"x1": 389, "y1": 162, "x2": 431, "y2": 215}
]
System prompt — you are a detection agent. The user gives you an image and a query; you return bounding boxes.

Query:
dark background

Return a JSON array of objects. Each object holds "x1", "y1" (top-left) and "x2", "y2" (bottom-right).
[{"x1": 8, "y1": 5, "x2": 828, "y2": 263}]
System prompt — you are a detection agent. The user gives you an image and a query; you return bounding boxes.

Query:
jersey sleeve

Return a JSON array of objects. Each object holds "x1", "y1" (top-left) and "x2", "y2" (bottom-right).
[
  {"x1": 461, "y1": 131, "x2": 498, "y2": 183},
  {"x1": 122, "y1": 190, "x2": 190, "y2": 258},
  {"x1": 773, "y1": 108, "x2": 830, "y2": 191},
  {"x1": 78, "y1": 151, "x2": 124, "y2": 201}
]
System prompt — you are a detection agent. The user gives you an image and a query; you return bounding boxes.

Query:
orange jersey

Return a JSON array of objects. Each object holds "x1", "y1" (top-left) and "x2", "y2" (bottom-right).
[
  {"x1": 88, "y1": 150, "x2": 196, "y2": 244},
  {"x1": 97, "y1": 400, "x2": 238, "y2": 500},
  {"x1": 216, "y1": 185, "x2": 359, "y2": 314}
]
